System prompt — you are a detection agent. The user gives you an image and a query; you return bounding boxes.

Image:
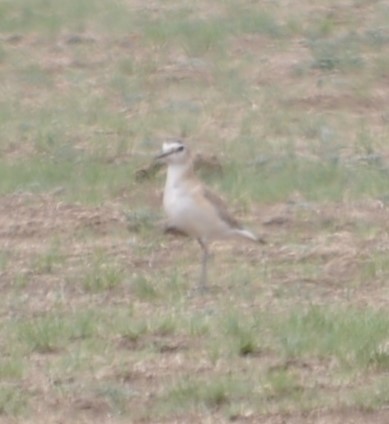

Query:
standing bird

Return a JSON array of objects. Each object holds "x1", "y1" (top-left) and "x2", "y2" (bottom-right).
[{"x1": 156, "y1": 141, "x2": 265, "y2": 292}]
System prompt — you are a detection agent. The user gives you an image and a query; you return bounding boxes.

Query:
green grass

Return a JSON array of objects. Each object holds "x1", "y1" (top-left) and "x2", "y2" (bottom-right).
[
  {"x1": 0, "y1": 386, "x2": 28, "y2": 416},
  {"x1": 222, "y1": 309, "x2": 260, "y2": 356},
  {"x1": 269, "y1": 306, "x2": 389, "y2": 369},
  {"x1": 95, "y1": 383, "x2": 136, "y2": 415},
  {"x1": 0, "y1": 357, "x2": 24, "y2": 380},
  {"x1": 360, "y1": 254, "x2": 389, "y2": 284},
  {"x1": 16, "y1": 314, "x2": 69, "y2": 354},
  {"x1": 0, "y1": 0, "x2": 134, "y2": 34},
  {"x1": 0, "y1": 158, "x2": 135, "y2": 203},
  {"x1": 82, "y1": 257, "x2": 125, "y2": 292},
  {"x1": 308, "y1": 35, "x2": 364, "y2": 71},
  {"x1": 130, "y1": 275, "x2": 159, "y2": 301},
  {"x1": 212, "y1": 304, "x2": 389, "y2": 371},
  {"x1": 219, "y1": 157, "x2": 389, "y2": 203},
  {"x1": 13, "y1": 309, "x2": 101, "y2": 354},
  {"x1": 31, "y1": 239, "x2": 64, "y2": 274},
  {"x1": 142, "y1": 14, "x2": 228, "y2": 56},
  {"x1": 4, "y1": 156, "x2": 388, "y2": 204},
  {"x1": 352, "y1": 376, "x2": 389, "y2": 411},
  {"x1": 160, "y1": 368, "x2": 315, "y2": 417},
  {"x1": 160, "y1": 375, "x2": 248, "y2": 413},
  {"x1": 263, "y1": 368, "x2": 303, "y2": 401},
  {"x1": 0, "y1": 251, "x2": 9, "y2": 272},
  {"x1": 140, "y1": 6, "x2": 284, "y2": 54}
]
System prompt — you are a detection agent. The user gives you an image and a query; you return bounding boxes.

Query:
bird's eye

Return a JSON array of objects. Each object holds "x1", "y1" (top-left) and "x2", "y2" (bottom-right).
[{"x1": 177, "y1": 145, "x2": 184, "y2": 152}]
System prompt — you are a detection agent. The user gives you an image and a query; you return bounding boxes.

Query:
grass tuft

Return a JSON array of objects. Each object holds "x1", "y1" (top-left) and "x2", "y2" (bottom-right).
[
  {"x1": 0, "y1": 358, "x2": 24, "y2": 380},
  {"x1": 163, "y1": 377, "x2": 231, "y2": 412},
  {"x1": 263, "y1": 368, "x2": 303, "y2": 401},
  {"x1": 16, "y1": 314, "x2": 68, "y2": 354},
  {"x1": 223, "y1": 311, "x2": 259, "y2": 357},
  {"x1": 352, "y1": 377, "x2": 389, "y2": 411},
  {"x1": 126, "y1": 208, "x2": 160, "y2": 233},
  {"x1": 82, "y1": 254, "x2": 125, "y2": 293},
  {"x1": 131, "y1": 275, "x2": 158, "y2": 300},
  {"x1": 308, "y1": 35, "x2": 364, "y2": 71},
  {"x1": 271, "y1": 306, "x2": 389, "y2": 369},
  {"x1": 95, "y1": 383, "x2": 135, "y2": 415},
  {"x1": 32, "y1": 240, "x2": 64, "y2": 274},
  {"x1": 0, "y1": 386, "x2": 28, "y2": 416}
]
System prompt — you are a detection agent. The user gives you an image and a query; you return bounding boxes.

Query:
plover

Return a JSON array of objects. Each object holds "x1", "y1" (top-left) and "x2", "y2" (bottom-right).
[{"x1": 156, "y1": 141, "x2": 265, "y2": 291}]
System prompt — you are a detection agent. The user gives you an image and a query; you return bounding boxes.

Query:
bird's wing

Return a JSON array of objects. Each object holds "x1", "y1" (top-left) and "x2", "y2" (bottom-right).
[{"x1": 202, "y1": 186, "x2": 242, "y2": 229}]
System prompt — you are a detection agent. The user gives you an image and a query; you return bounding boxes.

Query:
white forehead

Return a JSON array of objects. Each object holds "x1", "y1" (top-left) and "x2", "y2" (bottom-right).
[{"x1": 162, "y1": 141, "x2": 183, "y2": 152}]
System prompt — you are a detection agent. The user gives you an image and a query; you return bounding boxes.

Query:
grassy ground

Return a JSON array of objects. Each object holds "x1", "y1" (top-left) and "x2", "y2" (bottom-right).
[{"x1": 0, "y1": 0, "x2": 389, "y2": 422}]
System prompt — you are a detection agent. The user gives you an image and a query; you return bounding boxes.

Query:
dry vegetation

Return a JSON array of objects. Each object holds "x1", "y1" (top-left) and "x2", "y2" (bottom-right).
[{"x1": 0, "y1": 0, "x2": 388, "y2": 423}]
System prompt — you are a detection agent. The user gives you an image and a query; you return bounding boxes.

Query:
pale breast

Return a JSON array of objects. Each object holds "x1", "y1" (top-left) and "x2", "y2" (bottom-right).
[
  {"x1": 163, "y1": 184, "x2": 229, "y2": 239},
  {"x1": 163, "y1": 184, "x2": 191, "y2": 222}
]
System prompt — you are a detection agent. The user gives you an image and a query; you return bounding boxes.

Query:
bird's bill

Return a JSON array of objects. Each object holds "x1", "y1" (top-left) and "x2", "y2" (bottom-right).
[
  {"x1": 154, "y1": 150, "x2": 172, "y2": 160},
  {"x1": 155, "y1": 145, "x2": 182, "y2": 160},
  {"x1": 155, "y1": 141, "x2": 185, "y2": 160}
]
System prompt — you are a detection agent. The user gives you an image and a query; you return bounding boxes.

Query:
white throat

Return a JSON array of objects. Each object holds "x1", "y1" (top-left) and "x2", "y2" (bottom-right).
[{"x1": 165, "y1": 161, "x2": 192, "y2": 189}]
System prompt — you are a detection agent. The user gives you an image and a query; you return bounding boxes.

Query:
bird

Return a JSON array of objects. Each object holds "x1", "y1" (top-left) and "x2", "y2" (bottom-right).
[{"x1": 155, "y1": 141, "x2": 265, "y2": 292}]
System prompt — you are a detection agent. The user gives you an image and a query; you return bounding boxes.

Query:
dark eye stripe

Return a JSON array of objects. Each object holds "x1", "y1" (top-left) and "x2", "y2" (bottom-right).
[{"x1": 176, "y1": 145, "x2": 184, "y2": 152}]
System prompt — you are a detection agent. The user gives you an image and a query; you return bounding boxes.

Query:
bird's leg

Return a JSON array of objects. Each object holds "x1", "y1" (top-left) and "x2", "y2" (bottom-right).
[{"x1": 197, "y1": 238, "x2": 209, "y2": 292}]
